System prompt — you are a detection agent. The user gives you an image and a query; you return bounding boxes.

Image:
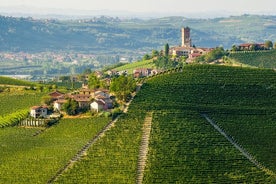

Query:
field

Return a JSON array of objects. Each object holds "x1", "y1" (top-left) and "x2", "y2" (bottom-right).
[
  {"x1": 113, "y1": 59, "x2": 155, "y2": 74},
  {"x1": 229, "y1": 50, "x2": 276, "y2": 68},
  {"x1": 53, "y1": 65, "x2": 276, "y2": 183},
  {"x1": 0, "y1": 117, "x2": 110, "y2": 183}
]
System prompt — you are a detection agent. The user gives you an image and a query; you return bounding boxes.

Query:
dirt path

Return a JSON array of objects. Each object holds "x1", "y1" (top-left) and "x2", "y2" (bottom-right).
[
  {"x1": 136, "y1": 112, "x2": 153, "y2": 184},
  {"x1": 47, "y1": 84, "x2": 143, "y2": 183},
  {"x1": 201, "y1": 113, "x2": 276, "y2": 178}
]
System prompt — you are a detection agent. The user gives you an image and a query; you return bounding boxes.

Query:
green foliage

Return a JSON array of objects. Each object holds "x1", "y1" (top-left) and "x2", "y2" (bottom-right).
[
  {"x1": 152, "y1": 50, "x2": 159, "y2": 57},
  {"x1": 41, "y1": 95, "x2": 54, "y2": 105},
  {"x1": 0, "y1": 117, "x2": 110, "y2": 183},
  {"x1": 143, "y1": 54, "x2": 152, "y2": 61},
  {"x1": 62, "y1": 98, "x2": 79, "y2": 115},
  {"x1": 229, "y1": 50, "x2": 276, "y2": 68},
  {"x1": 264, "y1": 40, "x2": 273, "y2": 49},
  {"x1": 88, "y1": 73, "x2": 101, "y2": 89},
  {"x1": 164, "y1": 43, "x2": 169, "y2": 57},
  {"x1": 195, "y1": 47, "x2": 226, "y2": 63},
  {"x1": 153, "y1": 56, "x2": 178, "y2": 69},
  {"x1": 110, "y1": 75, "x2": 136, "y2": 102},
  {"x1": 0, "y1": 109, "x2": 29, "y2": 127}
]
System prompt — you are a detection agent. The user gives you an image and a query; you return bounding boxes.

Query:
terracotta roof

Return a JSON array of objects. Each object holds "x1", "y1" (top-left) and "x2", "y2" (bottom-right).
[
  {"x1": 48, "y1": 90, "x2": 65, "y2": 98},
  {"x1": 31, "y1": 106, "x2": 48, "y2": 110}
]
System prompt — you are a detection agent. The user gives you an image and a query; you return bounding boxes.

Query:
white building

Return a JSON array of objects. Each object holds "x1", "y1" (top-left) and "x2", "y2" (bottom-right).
[{"x1": 30, "y1": 106, "x2": 48, "y2": 118}]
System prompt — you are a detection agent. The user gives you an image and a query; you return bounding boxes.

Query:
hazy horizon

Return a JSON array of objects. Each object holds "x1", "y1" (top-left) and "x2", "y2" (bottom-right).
[{"x1": 1, "y1": 0, "x2": 276, "y2": 18}]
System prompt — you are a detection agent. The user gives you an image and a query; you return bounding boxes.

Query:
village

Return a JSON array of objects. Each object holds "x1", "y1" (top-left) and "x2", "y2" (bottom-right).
[{"x1": 28, "y1": 26, "x2": 272, "y2": 123}]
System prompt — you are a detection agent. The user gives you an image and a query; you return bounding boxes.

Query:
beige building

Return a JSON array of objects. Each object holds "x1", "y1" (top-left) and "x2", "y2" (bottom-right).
[{"x1": 181, "y1": 27, "x2": 192, "y2": 47}]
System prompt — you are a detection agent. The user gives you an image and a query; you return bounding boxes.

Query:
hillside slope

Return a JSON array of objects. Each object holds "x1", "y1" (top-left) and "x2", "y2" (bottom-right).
[
  {"x1": 229, "y1": 50, "x2": 276, "y2": 68},
  {"x1": 55, "y1": 65, "x2": 276, "y2": 183}
]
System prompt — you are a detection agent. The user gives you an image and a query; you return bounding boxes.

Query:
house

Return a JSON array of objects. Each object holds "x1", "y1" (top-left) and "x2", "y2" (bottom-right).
[
  {"x1": 107, "y1": 70, "x2": 119, "y2": 76},
  {"x1": 79, "y1": 88, "x2": 95, "y2": 95},
  {"x1": 170, "y1": 46, "x2": 190, "y2": 57},
  {"x1": 133, "y1": 68, "x2": 152, "y2": 78},
  {"x1": 48, "y1": 90, "x2": 65, "y2": 100},
  {"x1": 95, "y1": 71, "x2": 104, "y2": 78},
  {"x1": 53, "y1": 97, "x2": 67, "y2": 111},
  {"x1": 72, "y1": 94, "x2": 91, "y2": 108},
  {"x1": 95, "y1": 90, "x2": 110, "y2": 98},
  {"x1": 90, "y1": 100, "x2": 108, "y2": 112},
  {"x1": 238, "y1": 43, "x2": 266, "y2": 50},
  {"x1": 30, "y1": 106, "x2": 48, "y2": 118}
]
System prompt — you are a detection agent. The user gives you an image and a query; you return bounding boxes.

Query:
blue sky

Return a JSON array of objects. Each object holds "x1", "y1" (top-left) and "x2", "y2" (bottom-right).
[{"x1": 1, "y1": 0, "x2": 276, "y2": 16}]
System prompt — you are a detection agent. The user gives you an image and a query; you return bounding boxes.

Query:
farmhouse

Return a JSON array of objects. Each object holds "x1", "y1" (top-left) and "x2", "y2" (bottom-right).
[
  {"x1": 90, "y1": 100, "x2": 108, "y2": 112},
  {"x1": 72, "y1": 94, "x2": 91, "y2": 108},
  {"x1": 133, "y1": 68, "x2": 152, "y2": 78},
  {"x1": 238, "y1": 43, "x2": 266, "y2": 50},
  {"x1": 53, "y1": 96, "x2": 67, "y2": 111},
  {"x1": 48, "y1": 90, "x2": 65, "y2": 100},
  {"x1": 30, "y1": 106, "x2": 48, "y2": 118}
]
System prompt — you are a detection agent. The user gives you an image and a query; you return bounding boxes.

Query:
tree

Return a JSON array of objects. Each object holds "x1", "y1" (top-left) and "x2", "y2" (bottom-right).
[
  {"x1": 88, "y1": 73, "x2": 101, "y2": 89},
  {"x1": 274, "y1": 42, "x2": 276, "y2": 49},
  {"x1": 265, "y1": 40, "x2": 273, "y2": 50},
  {"x1": 231, "y1": 45, "x2": 238, "y2": 52},
  {"x1": 41, "y1": 95, "x2": 53, "y2": 105},
  {"x1": 154, "y1": 56, "x2": 178, "y2": 70},
  {"x1": 143, "y1": 54, "x2": 151, "y2": 61},
  {"x1": 164, "y1": 43, "x2": 169, "y2": 57},
  {"x1": 110, "y1": 75, "x2": 136, "y2": 102},
  {"x1": 152, "y1": 50, "x2": 159, "y2": 57},
  {"x1": 62, "y1": 98, "x2": 79, "y2": 115}
]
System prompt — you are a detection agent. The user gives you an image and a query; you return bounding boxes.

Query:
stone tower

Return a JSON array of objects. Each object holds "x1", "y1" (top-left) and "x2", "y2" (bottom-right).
[{"x1": 181, "y1": 27, "x2": 191, "y2": 47}]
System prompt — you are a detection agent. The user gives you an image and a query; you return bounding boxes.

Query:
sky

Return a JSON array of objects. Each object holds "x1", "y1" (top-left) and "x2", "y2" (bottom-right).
[{"x1": 1, "y1": 0, "x2": 276, "y2": 17}]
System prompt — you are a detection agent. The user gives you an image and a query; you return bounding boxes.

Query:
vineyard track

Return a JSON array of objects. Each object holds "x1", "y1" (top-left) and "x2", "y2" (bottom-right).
[
  {"x1": 201, "y1": 113, "x2": 276, "y2": 178},
  {"x1": 47, "y1": 83, "x2": 142, "y2": 183},
  {"x1": 136, "y1": 112, "x2": 153, "y2": 184}
]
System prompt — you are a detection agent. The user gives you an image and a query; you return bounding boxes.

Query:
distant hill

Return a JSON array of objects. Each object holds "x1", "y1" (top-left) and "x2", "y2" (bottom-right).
[{"x1": 1, "y1": 14, "x2": 276, "y2": 55}]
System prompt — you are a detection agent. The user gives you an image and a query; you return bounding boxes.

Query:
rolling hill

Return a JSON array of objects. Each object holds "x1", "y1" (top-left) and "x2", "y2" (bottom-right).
[
  {"x1": 1, "y1": 14, "x2": 276, "y2": 54},
  {"x1": 50, "y1": 65, "x2": 276, "y2": 182},
  {"x1": 0, "y1": 65, "x2": 275, "y2": 183}
]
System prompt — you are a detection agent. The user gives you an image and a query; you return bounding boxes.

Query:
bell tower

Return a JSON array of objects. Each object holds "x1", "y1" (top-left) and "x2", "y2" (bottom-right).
[{"x1": 181, "y1": 27, "x2": 191, "y2": 47}]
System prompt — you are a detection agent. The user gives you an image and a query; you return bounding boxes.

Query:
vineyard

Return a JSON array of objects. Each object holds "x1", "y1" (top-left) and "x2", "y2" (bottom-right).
[
  {"x1": 0, "y1": 117, "x2": 110, "y2": 183},
  {"x1": 229, "y1": 50, "x2": 276, "y2": 68},
  {"x1": 0, "y1": 64, "x2": 275, "y2": 183},
  {"x1": 0, "y1": 76, "x2": 35, "y2": 87},
  {"x1": 54, "y1": 65, "x2": 276, "y2": 183}
]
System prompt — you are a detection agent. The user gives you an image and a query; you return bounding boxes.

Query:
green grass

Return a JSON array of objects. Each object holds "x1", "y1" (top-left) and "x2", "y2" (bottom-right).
[
  {"x1": 113, "y1": 59, "x2": 155, "y2": 74},
  {"x1": 0, "y1": 117, "x2": 110, "y2": 183}
]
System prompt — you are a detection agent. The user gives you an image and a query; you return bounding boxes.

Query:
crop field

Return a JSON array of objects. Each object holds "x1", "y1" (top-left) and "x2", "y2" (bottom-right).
[
  {"x1": 0, "y1": 92, "x2": 44, "y2": 116},
  {"x1": 1, "y1": 64, "x2": 275, "y2": 183},
  {"x1": 54, "y1": 65, "x2": 276, "y2": 183},
  {"x1": 0, "y1": 117, "x2": 110, "y2": 183},
  {"x1": 229, "y1": 50, "x2": 276, "y2": 68}
]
